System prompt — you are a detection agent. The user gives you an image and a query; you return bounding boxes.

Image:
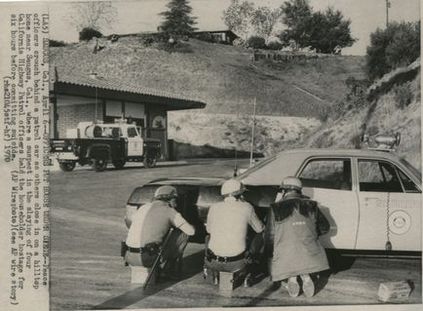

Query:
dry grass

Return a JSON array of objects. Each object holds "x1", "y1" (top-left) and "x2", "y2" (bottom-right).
[
  {"x1": 50, "y1": 37, "x2": 365, "y2": 118},
  {"x1": 307, "y1": 71, "x2": 421, "y2": 169}
]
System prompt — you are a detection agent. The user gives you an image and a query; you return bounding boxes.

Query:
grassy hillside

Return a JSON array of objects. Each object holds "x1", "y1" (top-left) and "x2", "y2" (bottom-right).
[{"x1": 50, "y1": 37, "x2": 365, "y2": 117}]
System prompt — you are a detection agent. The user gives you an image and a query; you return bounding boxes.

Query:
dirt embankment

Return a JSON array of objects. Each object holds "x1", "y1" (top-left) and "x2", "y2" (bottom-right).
[
  {"x1": 168, "y1": 112, "x2": 321, "y2": 157},
  {"x1": 306, "y1": 60, "x2": 421, "y2": 169}
]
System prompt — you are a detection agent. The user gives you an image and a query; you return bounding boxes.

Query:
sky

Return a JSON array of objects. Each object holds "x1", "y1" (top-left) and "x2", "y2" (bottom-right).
[{"x1": 48, "y1": 0, "x2": 421, "y2": 55}]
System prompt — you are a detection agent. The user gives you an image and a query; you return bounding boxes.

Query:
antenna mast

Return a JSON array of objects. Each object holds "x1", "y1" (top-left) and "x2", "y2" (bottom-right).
[{"x1": 249, "y1": 98, "x2": 257, "y2": 167}]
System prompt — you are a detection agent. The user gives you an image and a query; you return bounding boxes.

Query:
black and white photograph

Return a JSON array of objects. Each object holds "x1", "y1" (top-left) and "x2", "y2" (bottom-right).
[{"x1": 0, "y1": 0, "x2": 422, "y2": 310}]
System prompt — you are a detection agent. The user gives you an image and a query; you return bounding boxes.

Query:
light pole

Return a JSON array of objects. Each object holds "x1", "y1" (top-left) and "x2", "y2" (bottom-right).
[{"x1": 386, "y1": 0, "x2": 391, "y2": 28}]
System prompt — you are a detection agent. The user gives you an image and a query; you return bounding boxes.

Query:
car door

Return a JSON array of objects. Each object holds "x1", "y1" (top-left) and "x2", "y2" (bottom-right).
[
  {"x1": 126, "y1": 126, "x2": 143, "y2": 157},
  {"x1": 297, "y1": 157, "x2": 359, "y2": 250},
  {"x1": 355, "y1": 158, "x2": 421, "y2": 252}
]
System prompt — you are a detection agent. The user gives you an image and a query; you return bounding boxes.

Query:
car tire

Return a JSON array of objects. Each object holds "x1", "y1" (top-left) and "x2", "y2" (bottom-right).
[
  {"x1": 112, "y1": 159, "x2": 126, "y2": 169},
  {"x1": 59, "y1": 161, "x2": 76, "y2": 172},
  {"x1": 92, "y1": 158, "x2": 107, "y2": 172},
  {"x1": 143, "y1": 157, "x2": 157, "y2": 168}
]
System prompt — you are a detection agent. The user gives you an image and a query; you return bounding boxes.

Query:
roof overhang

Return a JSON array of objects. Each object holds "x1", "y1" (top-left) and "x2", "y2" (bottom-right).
[{"x1": 50, "y1": 79, "x2": 206, "y2": 111}]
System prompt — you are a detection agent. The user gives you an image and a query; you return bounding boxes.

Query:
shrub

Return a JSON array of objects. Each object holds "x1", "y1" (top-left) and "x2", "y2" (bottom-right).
[
  {"x1": 246, "y1": 36, "x2": 266, "y2": 49},
  {"x1": 79, "y1": 27, "x2": 103, "y2": 41},
  {"x1": 266, "y1": 41, "x2": 284, "y2": 50},
  {"x1": 49, "y1": 39, "x2": 67, "y2": 47},
  {"x1": 393, "y1": 83, "x2": 413, "y2": 109},
  {"x1": 366, "y1": 21, "x2": 420, "y2": 81}
]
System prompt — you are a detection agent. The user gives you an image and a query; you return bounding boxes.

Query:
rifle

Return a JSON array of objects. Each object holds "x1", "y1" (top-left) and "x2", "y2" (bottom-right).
[{"x1": 143, "y1": 227, "x2": 174, "y2": 289}]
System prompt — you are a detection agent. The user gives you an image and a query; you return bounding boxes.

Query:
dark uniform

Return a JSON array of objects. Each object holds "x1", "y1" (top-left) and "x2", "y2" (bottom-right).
[{"x1": 266, "y1": 191, "x2": 330, "y2": 281}]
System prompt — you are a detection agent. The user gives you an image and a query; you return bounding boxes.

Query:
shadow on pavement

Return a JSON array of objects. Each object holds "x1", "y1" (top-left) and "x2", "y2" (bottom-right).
[
  {"x1": 92, "y1": 251, "x2": 204, "y2": 310},
  {"x1": 237, "y1": 282, "x2": 281, "y2": 307}
]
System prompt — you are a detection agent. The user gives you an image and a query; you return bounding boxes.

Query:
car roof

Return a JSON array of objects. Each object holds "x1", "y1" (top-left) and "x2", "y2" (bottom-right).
[
  {"x1": 279, "y1": 148, "x2": 403, "y2": 161},
  {"x1": 240, "y1": 148, "x2": 414, "y2": 186}
]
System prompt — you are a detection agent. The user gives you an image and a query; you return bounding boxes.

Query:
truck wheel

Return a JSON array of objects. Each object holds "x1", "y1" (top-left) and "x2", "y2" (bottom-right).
[
  {"x1": 92, "y1": 158, "x2": 107, "y2": 172},
  {"x1": 143, "y1": 157, "x2": 157, "y2": 168},
  {"x1": 112, "y1": 159, "x2": 126, "y2": 169},
  {"x1": 59, "y1": 162, "x2": 76, "y2": 172}
]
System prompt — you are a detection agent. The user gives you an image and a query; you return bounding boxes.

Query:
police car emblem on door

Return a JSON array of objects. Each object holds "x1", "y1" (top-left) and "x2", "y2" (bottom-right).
[{"x1": 389, "y1": 210, "x2": 411, "y2": 235}]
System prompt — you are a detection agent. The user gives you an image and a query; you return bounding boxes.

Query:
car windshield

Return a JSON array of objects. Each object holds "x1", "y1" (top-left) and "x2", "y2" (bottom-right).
[
  {"x1": 400, "y1": 158, "x2": 422, "y2": 181},
  {"x1": 128, "y1": 186, "x2": 158, "y2": 205}
]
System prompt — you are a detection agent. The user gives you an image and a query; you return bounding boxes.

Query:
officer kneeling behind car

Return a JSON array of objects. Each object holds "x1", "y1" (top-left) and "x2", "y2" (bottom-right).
[
  {"x1": 124, "y1": 185, "x2": 195, "y2": 277},
  {"x1": 205, "y1": 179, "x2": 265, "y2": 276},
  {"x1": 265, "y1": 177, "x2": 330, "y2": 298}
]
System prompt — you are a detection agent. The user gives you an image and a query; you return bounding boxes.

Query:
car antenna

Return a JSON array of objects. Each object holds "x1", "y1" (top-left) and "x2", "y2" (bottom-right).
[{"x1": 249, "y1": 97, "x2": 257, "y2": 167}]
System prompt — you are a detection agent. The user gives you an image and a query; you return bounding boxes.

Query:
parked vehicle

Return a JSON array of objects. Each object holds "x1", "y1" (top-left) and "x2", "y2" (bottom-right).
[
  {"x1": 50, "y1": 120, "x2": 161, "y2": 172},
  {"x1": 125, "y1": 135, "x2": 422, "y2": 256}
]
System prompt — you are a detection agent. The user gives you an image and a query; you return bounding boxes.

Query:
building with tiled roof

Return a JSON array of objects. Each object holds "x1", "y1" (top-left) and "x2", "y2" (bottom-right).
[{"x1": 49, "y1": 39, "x2": 206, "y2": 160}]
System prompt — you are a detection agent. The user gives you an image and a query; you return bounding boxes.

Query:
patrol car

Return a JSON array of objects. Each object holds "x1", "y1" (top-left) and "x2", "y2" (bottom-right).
[{"x1": 125, "y1": 135, "x2": 422, "y2": 256}]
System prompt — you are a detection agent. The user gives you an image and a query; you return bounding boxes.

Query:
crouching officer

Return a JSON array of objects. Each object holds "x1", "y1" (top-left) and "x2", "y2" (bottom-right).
[
  {"x1": 205, "y1": 179, "x2": 265, "y2": 279},
  {"x1": 124, "y1": 185, "x2": 195, "y2": 278},
  {"x1": 265, "y1": 177, "x2": 330, "y2": 297}
]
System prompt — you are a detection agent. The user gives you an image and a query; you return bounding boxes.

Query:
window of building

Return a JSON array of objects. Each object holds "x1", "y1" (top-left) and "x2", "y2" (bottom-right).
[{"x1": 105, "y1": 100, "x2": 123, "y2": 117}]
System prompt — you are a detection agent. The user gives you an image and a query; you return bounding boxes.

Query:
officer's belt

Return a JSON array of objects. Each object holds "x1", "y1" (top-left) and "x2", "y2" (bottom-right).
[
  {"x1": 126, "y1": 244, "x2": 160, "y2": 254},
  {"x1": 127, "y1": 246, "x2": 147, "y2": 253},
  {"x1": 206, "y1": 249, "x2": 246, "y2": 263}
]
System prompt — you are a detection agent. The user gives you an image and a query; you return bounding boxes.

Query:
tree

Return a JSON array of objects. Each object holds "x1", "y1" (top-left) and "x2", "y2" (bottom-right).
[
  {"x1": 366, "y1": 21, "x2": 420, "y2": 80},
  {"x1": 222, "y1": 0, "x2": 255, "y2": 39},
  {"x1": 159, "y1": 0, "x2": 197, "y2": 37},
  {"x1": 251, "y1": 6, "x2": 282, "y2": 40},
  {"x1": 279, "y1": 1, "x2": 355, "y2": 53},
  {"x1": 68, "y1": 1, "x2": 117, "y2": 32},
  {"x1": 79, "y1": 27, "x2": 103, "y2": 41},
  {"x1": 307, "y1": 8, "x2": 355, "y2": 53},
  {"x1": 279, "y1": 0, "x2": 313, "y2": 48}
]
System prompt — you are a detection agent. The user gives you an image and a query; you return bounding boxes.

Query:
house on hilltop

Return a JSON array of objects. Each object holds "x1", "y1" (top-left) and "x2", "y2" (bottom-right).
[
  {"x1": 119, "y1": 28, "x2": 239, "y2": 45},
  {"x1": 193, "y1": 29, "x2": 239, "y2": 44},
  {"x1": 49, "y1": 41, "x2": 206, "y2": 160}
]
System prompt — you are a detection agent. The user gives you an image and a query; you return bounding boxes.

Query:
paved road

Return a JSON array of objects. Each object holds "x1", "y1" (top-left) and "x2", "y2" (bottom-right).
[{"x1": 49, "y1": 159, "x2": 422, "y2": 310}]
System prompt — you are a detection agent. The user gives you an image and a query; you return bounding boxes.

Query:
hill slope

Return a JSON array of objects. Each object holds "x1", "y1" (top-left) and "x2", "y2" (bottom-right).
[
  {"x1": 50, "y1": 37, "x2": 365, "y2": 117},
  {"x1": 306, "y1": 60, "x2": 421, "y2": 169}
]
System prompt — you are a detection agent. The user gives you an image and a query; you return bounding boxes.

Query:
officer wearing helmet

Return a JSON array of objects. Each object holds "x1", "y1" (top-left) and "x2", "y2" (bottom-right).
[
  {"x1": 265, "y1": 176, "x2": 330, "y2": 298},
  {"x1": 205, "y1": 179, "x2": 264, "y2": 276},
  {"x1": 125, "y1": 185, "x2": 195, "y2": 277}
]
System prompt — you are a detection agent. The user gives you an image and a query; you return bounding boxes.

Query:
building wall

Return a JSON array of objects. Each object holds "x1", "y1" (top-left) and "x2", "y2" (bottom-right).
[
  {"x1": 57, "y1": 103, "x2": 104, "y2": 138},
  {"x1": 148, "y1": 105, "x2": 168, "y2": 160}
]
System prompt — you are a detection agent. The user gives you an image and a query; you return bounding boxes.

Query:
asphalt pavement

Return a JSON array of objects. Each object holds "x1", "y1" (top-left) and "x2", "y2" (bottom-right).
[{"x1": 49, "y1": 158, "x2": 422, "y2": 310}]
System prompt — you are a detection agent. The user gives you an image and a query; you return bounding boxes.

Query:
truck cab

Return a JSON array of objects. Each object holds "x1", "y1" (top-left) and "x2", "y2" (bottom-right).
[
  {"x1": 99, "y1": 123, "x2": 144, "y2": 157},
  {"x1": 51, "y1": 120, "x2": 161, "y2": 172}
]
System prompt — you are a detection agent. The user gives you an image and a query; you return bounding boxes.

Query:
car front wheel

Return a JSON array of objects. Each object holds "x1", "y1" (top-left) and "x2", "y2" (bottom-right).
[
  {"x1": 92, "y1": 158, "x2": 107, "y2": 172},
  {"x1": 112, "y1": 159, "x2": 126, "y2": 169},
  {"x1": 143, "y1": 156, "x2": 157, "y2": 168},
  {"x1": 59, "y1": 161, "x2": 76, "y2": 172}
]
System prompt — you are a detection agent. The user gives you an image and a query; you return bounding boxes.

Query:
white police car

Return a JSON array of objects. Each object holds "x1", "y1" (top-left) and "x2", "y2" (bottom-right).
[{"x1": 126, "y1": 134, "x2": 421, "y2": 256}]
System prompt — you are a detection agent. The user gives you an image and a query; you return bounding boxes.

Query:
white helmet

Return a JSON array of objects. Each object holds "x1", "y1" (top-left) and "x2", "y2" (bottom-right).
[
  {"x1": 221, "y1": 179, "x2": 246, "y2": 196},
  {"x1": 280, "y1": 176, "x2": 302, "y2": 191},
  {"x1": 154, "y1": 185, "x2": 178, "y2": 201}
]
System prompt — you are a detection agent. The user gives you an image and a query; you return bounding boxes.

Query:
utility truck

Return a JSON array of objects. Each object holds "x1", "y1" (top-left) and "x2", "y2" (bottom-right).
[{"x1": 50, "y1": 120, "x2": 161, "y2": 172}]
